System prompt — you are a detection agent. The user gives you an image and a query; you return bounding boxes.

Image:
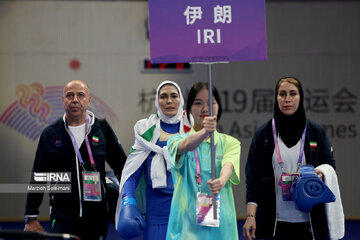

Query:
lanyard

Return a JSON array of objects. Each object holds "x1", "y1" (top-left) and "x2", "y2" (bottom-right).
[
  {"x1": 194, "y1": 149, "x2": 202, "y2": 186},
  {"x1": 271, "y1": 118, "x2": 307, "y2": 172},
  {"x1": 66, "y1": 117, "x2": 96, "y2": 168},
  {"x1": 194, "y1": 145, "x2": 216, "y2": 191}
]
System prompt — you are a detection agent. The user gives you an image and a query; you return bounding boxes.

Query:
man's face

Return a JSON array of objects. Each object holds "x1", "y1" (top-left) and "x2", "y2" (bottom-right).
[{"x1": 62, "y1": 81, "x2": 91, "y2": 124}]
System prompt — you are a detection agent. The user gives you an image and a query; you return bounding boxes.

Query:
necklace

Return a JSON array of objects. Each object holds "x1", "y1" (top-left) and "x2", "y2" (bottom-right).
[{"x1": 159, "y1": 127, "x2": 178, "y2": 141}]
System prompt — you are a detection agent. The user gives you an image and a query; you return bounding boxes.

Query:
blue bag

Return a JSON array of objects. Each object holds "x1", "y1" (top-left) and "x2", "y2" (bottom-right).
[{"x1": 291, "y1": 165, "x2": 335, "y2": 212}]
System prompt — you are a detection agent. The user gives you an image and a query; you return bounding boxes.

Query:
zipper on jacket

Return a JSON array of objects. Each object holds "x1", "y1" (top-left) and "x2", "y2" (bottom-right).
[
  {"x1": 273, "y1": 216, "x2": 278, "y2": 237},
  {"x1": 273, "y1": 176, "x2": 278, "y2": 237},
  {"x1": 64, "y1": 124, "x2": 83, "y2": 218},
  {"x1": 63, "y1": 113, "x2": 94, "y2": 218},
  {"x1": 309, "y1": 213, "x2": 315, "y2": 240},
  {"x1": 75, "y1": 154, "x2": 83, "y2": 217}
]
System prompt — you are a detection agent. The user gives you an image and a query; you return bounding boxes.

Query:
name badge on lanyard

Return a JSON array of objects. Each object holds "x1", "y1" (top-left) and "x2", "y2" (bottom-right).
[
  {"x1": 83, "y1": 171, "x2": 102, "y2": 202},
  {"x1": 67, "y1": 117, "x2": 102, "y2": 202},
  {"x1": 194, "y1": 148, "x2": 220, "y2": 227},
  {"x1": 279, "y1": 173, "x2": 299, "y2": 201},
  {"x1": 196, "y1": 192, "x2": 220, "y2": 227}
]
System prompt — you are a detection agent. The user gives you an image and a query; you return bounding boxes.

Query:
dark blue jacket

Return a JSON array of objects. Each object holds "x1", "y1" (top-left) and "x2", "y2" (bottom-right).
[
  {"x1": 245, "y1": 119, "x2": 335, "y2": 240},
  {"x1": 25, "y1": 117, "x2": 127, "y2": 218}
]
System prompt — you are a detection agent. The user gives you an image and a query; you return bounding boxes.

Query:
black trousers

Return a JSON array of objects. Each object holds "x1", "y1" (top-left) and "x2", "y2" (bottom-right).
[
  {"x1": 265, "y1": 221, "x2": 313, "y2": 240},
  {"x1": 50, "y1": 209, "x2": 109, "y2": 240}
]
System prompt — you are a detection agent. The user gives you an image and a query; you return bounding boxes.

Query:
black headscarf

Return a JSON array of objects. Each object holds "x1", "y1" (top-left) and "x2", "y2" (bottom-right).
[{"x1": 273, "y1": 77, "x2": 306, "y2": 148}]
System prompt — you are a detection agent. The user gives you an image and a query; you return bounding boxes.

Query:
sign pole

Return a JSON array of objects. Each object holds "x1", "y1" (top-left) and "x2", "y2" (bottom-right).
[
  {"x1": 192, "y1": 61, "x2": 228, "y2": 220},
  {"x1": 207, "y1": 63, "x2": 217, "y2": 219},
  {"x1": 206, "y1": 61, "x2": 229, "y2": 219}
]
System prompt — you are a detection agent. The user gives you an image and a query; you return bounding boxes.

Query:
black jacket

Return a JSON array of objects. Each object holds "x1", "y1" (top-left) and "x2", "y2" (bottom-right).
[
  {"x1": 245, "y1": 119, "x2": 335, "y2": 240},
  {"x1": 25, "y1": 116, "x2": 127, "y2": 218}
]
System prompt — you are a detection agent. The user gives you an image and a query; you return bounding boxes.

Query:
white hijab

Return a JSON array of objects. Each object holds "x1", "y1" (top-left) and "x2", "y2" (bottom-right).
[
  {"x1": 115, "y1": 81, "x2": 190, "y2": 227},
  {"x1": 155, "y1": 80, "x2": 184, "y2": 124}
]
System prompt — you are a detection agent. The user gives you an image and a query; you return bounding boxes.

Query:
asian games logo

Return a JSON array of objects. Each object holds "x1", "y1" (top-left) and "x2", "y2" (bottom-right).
[{"x1": 0, "y1": 82, "x2": 119, "y2": 140}]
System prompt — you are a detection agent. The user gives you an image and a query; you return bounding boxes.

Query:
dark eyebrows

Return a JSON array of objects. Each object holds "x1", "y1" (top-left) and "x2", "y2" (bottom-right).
[
  {"x1": 160, "y1": 92, "x2": 179, "y2": 96},
  {"x1": 279, "y1": 89, "x2": 298, "y2": 93}
]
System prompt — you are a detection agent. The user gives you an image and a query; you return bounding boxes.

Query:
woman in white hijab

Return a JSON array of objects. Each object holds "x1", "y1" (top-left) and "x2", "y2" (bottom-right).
[{"x1": 116, "y1": 81, "x2": 192, "y2": 240}]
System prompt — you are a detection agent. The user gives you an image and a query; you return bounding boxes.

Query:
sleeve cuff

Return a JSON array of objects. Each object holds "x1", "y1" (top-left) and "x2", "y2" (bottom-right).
[{"x1": 247, "y1": 202, "x2": 258, "y2": 207}]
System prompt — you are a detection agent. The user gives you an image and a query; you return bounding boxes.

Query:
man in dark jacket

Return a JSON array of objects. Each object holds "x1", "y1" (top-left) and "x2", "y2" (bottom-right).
[{"x1": 24, "y1": 80, "x2": 127, "y2": 239}]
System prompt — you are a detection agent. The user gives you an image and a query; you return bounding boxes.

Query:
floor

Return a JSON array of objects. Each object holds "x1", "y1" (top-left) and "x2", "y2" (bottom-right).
[{"x1": 0, "y1": 220, "x2": 359, "y2": 239}]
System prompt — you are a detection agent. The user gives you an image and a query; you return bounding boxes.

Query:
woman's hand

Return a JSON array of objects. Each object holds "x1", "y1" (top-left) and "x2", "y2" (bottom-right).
[
  {"x1": 202, "y1": 116, "x2": 217, "y2": 135},
  {"x1": 243, "y1": 216, "x2": 256, "y2": 240},
  {"x1": 207, "y1": 178, "x2": 225, "y2": 195},
  {"x1": 177, "y1": 116, "x2": 217, "y2": 154},
  {"x1": 315, "y1": 169, "x2": 324, "y2": 180},
  {"x1": 243, "y1": 204, "x2": 257, "y2": 240},
  {"x1": 207, "y1": 162, "x2": 234, "y2": 195}
]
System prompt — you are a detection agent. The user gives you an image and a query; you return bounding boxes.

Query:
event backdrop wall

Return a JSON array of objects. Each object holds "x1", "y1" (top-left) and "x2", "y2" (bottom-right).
[{"x1": 0, "y1": 1, "x2": 359, "y2": 220}]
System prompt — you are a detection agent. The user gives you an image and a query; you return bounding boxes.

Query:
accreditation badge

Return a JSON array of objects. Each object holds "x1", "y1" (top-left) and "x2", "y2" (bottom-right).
[
  {"x1": 280, "y1": 173, "x2": 299, "y2": 201},
  {"x1": 196, "y1": 192, "x2": 220, "y2": 227},
  {"x1": 82, "y1": 171, "x2": 102, "y2": 202}
]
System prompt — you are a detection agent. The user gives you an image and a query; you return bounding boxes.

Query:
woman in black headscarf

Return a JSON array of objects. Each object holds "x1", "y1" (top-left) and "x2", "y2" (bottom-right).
[{"x1": 242, "y1": 77, "x2": 337, "y2": 240}]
